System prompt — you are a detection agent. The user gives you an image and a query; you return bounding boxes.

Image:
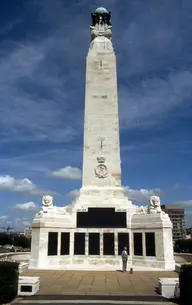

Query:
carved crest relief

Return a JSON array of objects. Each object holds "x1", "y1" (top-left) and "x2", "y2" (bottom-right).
[{"x1": 95, "y1": 156, "x2": 108, "y2": 178}]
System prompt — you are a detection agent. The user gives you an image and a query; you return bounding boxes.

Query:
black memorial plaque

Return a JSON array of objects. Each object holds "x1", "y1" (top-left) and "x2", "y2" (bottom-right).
[
  {"x1": 48, "y1": 232, "x2": 58, "y2": 256},
  {"x1": 89, "y1": 233, "x2": 100, "y2": 255},
  {"x1": 20, "y1": 285, "x2": 32, "y2": 292},
  {"x1": 103, "y1": 233, "x2": 114, "y2": 255},
  {"x1": 145, "y1": 232, "x2": 156, "y2": 256},
  {"x1": 74, "y1": 233, "x2": 85, "y2": 255},
  {"x1": 118, "y1": 233, "x2": 129, "y2": 255},
  {"x1": 133, "y1": 232, "x2": 143, "y2": 256},
  {"x1": 77, "y1": 208, "x2": 126, "y2": 228},
  {"x1": 60, "y1": 232, "x2": 70, "y2": 255}
]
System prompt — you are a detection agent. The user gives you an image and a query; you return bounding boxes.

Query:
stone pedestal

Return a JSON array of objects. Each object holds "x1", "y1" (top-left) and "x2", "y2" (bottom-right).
[
  {"x1": 29, "y1": 203, "x2": 175, "y2": 271},
  {"x1": 131, "y1": 213, "x2": 175, "y2": 270},
  {"x1": 158, "y1": 278, "x2": 179, "y2": 299}
]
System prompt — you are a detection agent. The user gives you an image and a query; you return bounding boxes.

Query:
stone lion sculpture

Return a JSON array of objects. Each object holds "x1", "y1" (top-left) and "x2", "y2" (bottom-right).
[
  {"x1": 148, "y1": 196, "x2": 162, "y2": 214},
  {"x1": 42, "y1": 195, "x2": 53, "y2": 207},
  {"x1": 36, "y1": 195, "x2": 69, "y2": 216},
  {"x1": 135, "y1": 196, "x2": 165, "y2": 216}
]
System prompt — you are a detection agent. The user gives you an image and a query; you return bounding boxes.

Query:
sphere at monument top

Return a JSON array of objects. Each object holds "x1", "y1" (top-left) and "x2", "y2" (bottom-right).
[{"x1": 95, "y1": 7, "x2": 108, "y2": 14}]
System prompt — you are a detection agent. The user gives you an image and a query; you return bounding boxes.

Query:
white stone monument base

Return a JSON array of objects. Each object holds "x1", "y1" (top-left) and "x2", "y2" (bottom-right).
[
  {"x1": 158, "y1": 278, "x2": 179, "y2": 299},
  {"x1": 132, "y1": 257, "x2": 175, "y2": 271},
  {"x1": 18, "y1": 276, "x2": 40, "y2": 296},
  {"x1": 29, "y1": 256, "x2": 174, "y2": 271},
  {"x1": 29, "y1": 196, "x2": 175, "y2": 272}
]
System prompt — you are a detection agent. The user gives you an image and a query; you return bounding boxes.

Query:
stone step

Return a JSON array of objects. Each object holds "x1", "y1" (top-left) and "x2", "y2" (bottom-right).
[
  {"x1": 12, "y1": 296, "x2": 178, "y2": 305},
  {"x1": 12, "y1": 301, "x2": 177, "y2": 305}
]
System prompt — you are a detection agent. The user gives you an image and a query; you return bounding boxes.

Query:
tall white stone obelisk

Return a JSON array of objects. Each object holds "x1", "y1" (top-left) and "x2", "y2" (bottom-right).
[
  {"x1": 76, "y1": 7, "x2": 133, "y2": 208},
  {"x1": 29, "y1": 7, "x2": 175, "y2": 271}
]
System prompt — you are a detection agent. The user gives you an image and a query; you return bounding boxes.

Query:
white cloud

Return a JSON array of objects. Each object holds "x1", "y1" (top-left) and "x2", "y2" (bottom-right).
[
  {"x1": 0, "y1": 174, "x2": 58, "y2": 196},
  {"x1": 119, "y1": 71, "x2": 192, "y2": 130},
  {"x1": 123, "y1": 186, "x2": 163, "y2": 203},
  {"x1": 0, "y1": 175, "x2": 36, "y2": 193},
  {"x1": 21, "y1": 220, "x2": 32, "y2": 227},
  {"x1": 15, "y1": 218, "x2": 32, "y2": 229},
  {"x1": 67, "y1": 189, "x2": 80, "y2": 198},
  {"x1": 0, "y1": 0, "x2": 191, "y2": 147},
  {"x1": 14, "y1": 201, "x2": 39, "y2": 211},
  {"x1": 51, "y1": 166, "x2": 82, "y2": 180},
  {"x1": 0, "y1": 216, "x2": 7, "y2": 220}
]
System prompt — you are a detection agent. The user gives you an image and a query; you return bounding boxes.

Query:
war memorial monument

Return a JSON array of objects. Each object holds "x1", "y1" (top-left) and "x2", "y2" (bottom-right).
[{"x1": 29, "y1": 7, "x2": 175, "y2": 271}]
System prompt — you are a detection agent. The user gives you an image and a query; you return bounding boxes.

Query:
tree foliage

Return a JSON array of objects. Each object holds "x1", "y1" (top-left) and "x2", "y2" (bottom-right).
[
  {"x1": 0, "y1": 261, "x2": 19, "y2": 304},
  {"x1": 174, "y1": 239, "x2": 192, "y2": 253},
  {"x1": 0, "y1": 232, "x2": 31, "y2": 250}
]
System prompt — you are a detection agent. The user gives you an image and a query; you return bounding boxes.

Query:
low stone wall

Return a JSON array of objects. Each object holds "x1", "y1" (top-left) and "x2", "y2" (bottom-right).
[
  {"x1": 174, "y1": 253, "x2": 192, "y2": 263},
  {"x1": 0, "y1": 252, "x2": 30, "y2": 262}
]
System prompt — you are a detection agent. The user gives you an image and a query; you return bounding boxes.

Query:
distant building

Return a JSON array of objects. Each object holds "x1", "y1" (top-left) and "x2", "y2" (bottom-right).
[
  {"x1": 161, "y1": 204, "x2": 186, "y2": 241},
  {"x1": 24, "y1": 227, "x2": 32, "y2": 239}
]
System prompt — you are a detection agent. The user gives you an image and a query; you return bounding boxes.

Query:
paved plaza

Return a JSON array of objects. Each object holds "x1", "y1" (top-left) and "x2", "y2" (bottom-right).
[{"x1": 22, "y1": 269, "x2": 177, "y2": 296}]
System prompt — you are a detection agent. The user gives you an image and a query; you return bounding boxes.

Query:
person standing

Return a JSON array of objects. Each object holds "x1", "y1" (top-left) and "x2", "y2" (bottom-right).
[{"x1": 121, "y1": 246, "x2": 128, "y2": 272}]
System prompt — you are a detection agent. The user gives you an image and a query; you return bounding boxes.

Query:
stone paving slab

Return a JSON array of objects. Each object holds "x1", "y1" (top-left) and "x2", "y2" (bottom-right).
[{"x1": 22, "y1": 270, "x2": 178, "y2": 296}]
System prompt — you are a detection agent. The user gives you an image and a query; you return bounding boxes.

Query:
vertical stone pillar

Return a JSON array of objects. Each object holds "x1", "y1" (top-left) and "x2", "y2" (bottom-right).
[
  {"x1": 70, "y1": 231, "x2": 74, "y2": 256},
  {"x1": 57, "y1": 231, "x2": 61, "y2": 256},
  {"x1": 129, "y1": 231, "x2": 134, "y2": 257},
  {"x1": 114, "y1": 231, "x2": 118, "y2": 256},
  {"x1": 100, "y1": 232, "x2": 103, "y2": 256},
  {"x1": 129, "y1": 231, "x2": 133, "y2": 268},
  {"x1": 142, "y1": 232, "x2": 146, "y2": 257},
  {"x1": 85, "y1": 231, "x2": 89, "y2": 256}
]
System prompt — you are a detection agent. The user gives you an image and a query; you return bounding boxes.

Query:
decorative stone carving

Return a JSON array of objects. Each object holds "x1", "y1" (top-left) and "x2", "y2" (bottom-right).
[
  {"x1": 35, "y1": 195, "x2": 70, "y2": 216},
  {"x1": 135, "y1": 196, "x2": 165, "y2": 215},
  {"x1": 42, "y1": 195, "x2": 53, "y2": 207},
  {"x1": 95, "y1": 164, "x2": 108, "y2": 178},
  {"x1": 97, "y1": 156, "x2": 106, "y2": 163},
  {"x1": 90, "y1": 11, "x2": 112, "y2": 42},
  {"x1": 95, "y1": 156, "x2": 108, "y2": 178},
  {"x1": 148, "y1": 196, "x2": 164, "y2": 214},
  {"x1": 91, "y1": 12, "x2": 111, "y2": 26}
]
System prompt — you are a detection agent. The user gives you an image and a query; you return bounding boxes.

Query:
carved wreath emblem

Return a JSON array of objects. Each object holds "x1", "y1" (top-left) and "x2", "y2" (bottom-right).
[
  {"x1": 95, "y1": 164, "x2": 108, "y2": 178},
  {"x1": 95, "y1": 156, "x2": 108, "y2": 178}
]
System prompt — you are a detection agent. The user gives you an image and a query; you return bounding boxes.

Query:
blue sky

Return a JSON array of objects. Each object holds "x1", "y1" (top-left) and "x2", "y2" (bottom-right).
[{"x1": 0, "y1": 0, "x2": 192, "y2": 231}]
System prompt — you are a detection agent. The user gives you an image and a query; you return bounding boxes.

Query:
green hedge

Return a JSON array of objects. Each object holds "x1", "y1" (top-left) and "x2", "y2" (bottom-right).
[
  {"x1": 0, "y1": 261, "x2": 19, "y2": 304},
  {"x1": 179, "y1": 263, "x2": 192, "y2": 305}
]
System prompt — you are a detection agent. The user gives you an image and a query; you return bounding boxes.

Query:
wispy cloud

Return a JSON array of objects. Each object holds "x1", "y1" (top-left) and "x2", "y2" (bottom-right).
[
  {"x1": 49, "y1": 166, "x2": 82, "y2": 180},
  {"x1": 176, "y1": 200, "x2": 192, "y2": 207},
  {"x1": 123, "y1": 186, "x2": 164, "y2": 203},
  {"x1": 14, "y1": 201, "x2": 39, "y2": 211},
  {"x1": 67, "y1": 189, "x2": 80, "y2": 198},
  {"x1": 0, "y1": 0, "x2": 191, "y2": 146},
  {"x1": 15, "y1": 218, "x2": 32, "y2": 228},
  {"x1": 0, "y1": 216, "x2": 7, "y2": 220},
  {"x1": 0, "y1": 175, "x2": 35, "y2": 192},
  {"x1": 0, "y1": 174, "x2": 57, "y2": 196},
  {"x1": 119, "y1": 71, "x2": 192, "y2": 129}
]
